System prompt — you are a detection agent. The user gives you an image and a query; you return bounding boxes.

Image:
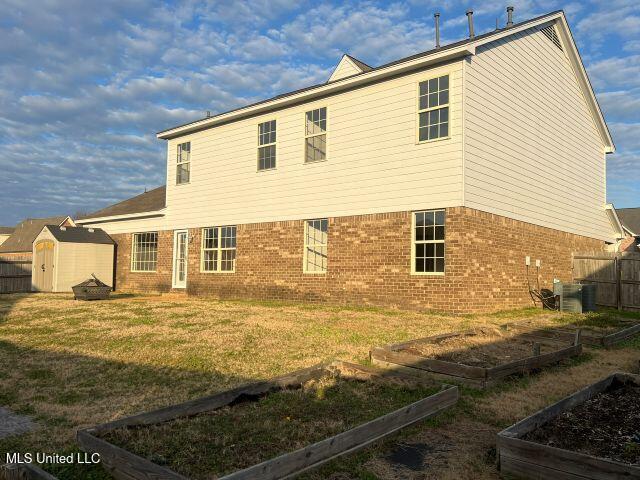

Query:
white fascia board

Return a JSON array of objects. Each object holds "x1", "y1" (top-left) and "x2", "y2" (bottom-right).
[
  {"x1": 605, "y1": 203, "x2": 625, "y2": 239},
  {"x1": 75, "y1": 209, "x2": 166, "y2": 225},
  {"x1": 157, "y1": 45, "x2": 475, "y2": 139}
]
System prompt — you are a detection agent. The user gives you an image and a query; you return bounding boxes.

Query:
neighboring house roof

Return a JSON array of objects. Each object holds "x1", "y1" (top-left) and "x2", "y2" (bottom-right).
[
  {"x1": 0, "y1": 226, "x2": 14, "y2": 235},
  {"x1": 43, "y1": 225, "x2": 114, "y2": 245},
  {"x1": 156, "y1": 10, "x2": 614, "y2": 153},
  {"x1": 77, "y1": 186, "x2": 166, "y2": 221},
  {"x1": 0, "y1": 216, "x2": 69, "y2": 253},
  {"x1": 618, "y1": 208, "x2": 640, "y2": 236}
]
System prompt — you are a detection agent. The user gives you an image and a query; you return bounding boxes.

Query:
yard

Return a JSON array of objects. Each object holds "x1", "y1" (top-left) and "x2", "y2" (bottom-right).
[{"x1": 0, "y1": 293, "x2": 639, "y2": 479}]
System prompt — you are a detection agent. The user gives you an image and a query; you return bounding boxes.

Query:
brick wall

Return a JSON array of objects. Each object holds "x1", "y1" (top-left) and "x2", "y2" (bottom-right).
[
  {"x1": 110, "y1": 207, "x2": 605, "y2": 313},
  {"x1": 110, "y1": 231, "x2": 173, "y2": 293}
]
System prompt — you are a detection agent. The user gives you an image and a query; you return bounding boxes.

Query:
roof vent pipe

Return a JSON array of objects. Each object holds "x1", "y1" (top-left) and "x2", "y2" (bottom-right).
[
  {"x1": 506, "y1": 6, "x2": 514, "y2": 27},
  {"x1": 466, "y1": 10, "x2": 475, "y2": 38},
  {"x1": 434, "y1": 12, "x2": 441, "y2": 48}
]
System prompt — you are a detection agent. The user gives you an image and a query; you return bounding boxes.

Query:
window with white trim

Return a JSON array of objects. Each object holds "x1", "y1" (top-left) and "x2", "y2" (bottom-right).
[
  {"x1": 304, "y1": 219, "x2": 328, "y2": 273},
  {"x1": 176, "y1": 141, "x2": 191, "y2": 184},
  {"x1": 131, "y1": 232, "x2": 158, "y2": 272},
  {"x1": 413, "y1": 210, "x2": 445, "y2": 274},
  {"x1": 201, "y1": 226, "x2": 237, "y2": 272},
  {"x1": 304, "y1": 107, "x2": 327, "y2": 163},
  {"x1": 258, "y1": 120, "x2": 276, "y2": 170},
  {"x1": 418, "y1": 75, "x2": 449, "y2": 142}
]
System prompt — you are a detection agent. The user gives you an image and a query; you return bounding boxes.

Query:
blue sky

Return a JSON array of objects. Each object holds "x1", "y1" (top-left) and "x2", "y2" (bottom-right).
[{"x1": 0, "y1": 0, "x2": 638, "y2": 226}]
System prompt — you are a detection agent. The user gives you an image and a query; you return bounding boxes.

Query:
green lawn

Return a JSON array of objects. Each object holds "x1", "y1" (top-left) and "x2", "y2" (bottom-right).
[{"x1": 0, "y1": 293, "x2": 638, "y2": 479}]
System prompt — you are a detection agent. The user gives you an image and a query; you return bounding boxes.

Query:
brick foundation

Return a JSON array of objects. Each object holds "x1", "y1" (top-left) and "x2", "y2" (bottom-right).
[{"x1": 110, "y1": 207, "x2": 604, "y2": 313}]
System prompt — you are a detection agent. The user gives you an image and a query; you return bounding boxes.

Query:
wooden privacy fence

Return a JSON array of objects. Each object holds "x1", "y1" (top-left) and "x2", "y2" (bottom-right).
[
  {"x1": 0, "y1": 258, "x2": 32, "y2": 293},
  {"x1": 573, "y1": 252, "x2": 640, "y2": 311}
]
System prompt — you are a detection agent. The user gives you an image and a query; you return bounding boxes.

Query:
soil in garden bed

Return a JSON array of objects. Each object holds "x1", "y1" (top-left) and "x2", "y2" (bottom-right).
[
  {"x1": 402, "y1": 328, "x2": 562, "y2": 368},
  {"x1": 523, "y1": 380, "x2": 640, "y2": 465},
  {"x1": 102, "y1": 375, "x2": 439, "y2": 479}
]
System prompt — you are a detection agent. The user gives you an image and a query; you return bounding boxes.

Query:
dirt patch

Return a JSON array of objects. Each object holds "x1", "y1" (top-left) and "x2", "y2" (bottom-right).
[
  {"x1": 402, "y1": 328, "x2": 561, "y2": 368},
  {"x1": 524, "y1": 380, "x2": 640, "y2": 465},
  {"x1": 102, "y1": 376, "x2": 438, "y2": 479},
  {"x1": 0, "y1": 407, "x2": 37, "y2": 439}
]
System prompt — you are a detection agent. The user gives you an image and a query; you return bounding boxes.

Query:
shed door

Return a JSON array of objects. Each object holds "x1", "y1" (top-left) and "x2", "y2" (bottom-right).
[{"x1": 34, "y1": 240, "x2": 54, "y2": 292}]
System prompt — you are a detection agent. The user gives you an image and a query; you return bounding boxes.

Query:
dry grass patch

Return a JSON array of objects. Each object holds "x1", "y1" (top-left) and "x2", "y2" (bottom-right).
[{"x1": 0, "y1": 292, "x2": 638, "y2": 479}]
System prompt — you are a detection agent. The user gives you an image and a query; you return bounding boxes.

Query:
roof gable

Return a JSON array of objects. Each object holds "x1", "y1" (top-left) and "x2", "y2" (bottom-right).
[
  {"x1": 0, "y1": 216, "x2": 69, "y2": 253},
  {"x1": 328, "y1": 54, "x2": 372, "y2": 82}
]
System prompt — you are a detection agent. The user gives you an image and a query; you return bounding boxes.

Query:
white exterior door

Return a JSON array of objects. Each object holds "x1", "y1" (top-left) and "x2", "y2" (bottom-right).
[{"x1": 172, "y1": 230, "x2": 188, "y2": 289}]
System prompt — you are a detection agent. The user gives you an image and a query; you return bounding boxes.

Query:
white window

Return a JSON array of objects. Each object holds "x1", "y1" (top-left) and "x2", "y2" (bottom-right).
[
  {"x1": 258, "y1": 120, "x2": 276, "y2": 170},
  {"x1": 304, "y1": 219, "x2": 328, "y2": 273},
  {"x1": 131, "y1": 232, "x2": 158, "y2": 272},
  {"x1": 418, "y1": 75, "x2": 449, "y2": 142},
  {"x1": 201, "y1": 226, "x2": 237, "y2": 272},
  {"x1": 413, "y1": 210, "x2": 445, "y2": 274},
  {"x1": 176, "y1": 141, "x2": 191, "y2": 184},
  {"x1": 305, "y1": 107, "x2": 327, "y2": 163}
]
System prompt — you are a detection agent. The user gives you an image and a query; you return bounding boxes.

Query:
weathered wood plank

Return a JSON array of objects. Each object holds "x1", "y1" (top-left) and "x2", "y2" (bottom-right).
[
  {"x1": 498, "y1": 372, "x2": 640, "y2": 480},
  {"x1": 78, "y1": 362, "x2": 459, "y2": 480},
  {"x1": 486, "y1": 344, "x2": 581, "y2": 381},
  {"x1": 220, "y1": 386, "x2": 458, "y2": 480},
  {"x1": 602, "y1": 323, "x2": 640, "y2": 347},
  {"x1": 499, "y1": 438, "x2": 639, "y2": 480},
  {"x1": 77, "y1": 430, "x2": 187, "y2": 480},
  {"x1": 0, "y1": 464, "x2": 58, "y2": 480},
  {"x1": 370, "y1": 357, "x2": 487, "y2": 388},
  {"x1": 370, "y1": 346, "x2": 487, "y2": 379},
  {"x1": 89, "y1": 364, "x2": 329, "y2": 434}
]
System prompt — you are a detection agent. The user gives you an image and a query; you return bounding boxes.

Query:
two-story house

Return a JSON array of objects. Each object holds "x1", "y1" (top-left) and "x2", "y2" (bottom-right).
[{"x1": 77, "y1": 10, "x2": 623, "y2": 313}]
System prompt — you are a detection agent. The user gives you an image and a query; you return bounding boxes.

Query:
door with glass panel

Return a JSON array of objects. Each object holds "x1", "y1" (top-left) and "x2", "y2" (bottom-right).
[{"x1": 172, "y1": 230, "x2": 188, "y2": 289}]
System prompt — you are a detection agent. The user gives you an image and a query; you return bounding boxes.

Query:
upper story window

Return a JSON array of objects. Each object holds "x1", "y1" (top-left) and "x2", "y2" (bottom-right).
[
  {"x1": 418, "y1": 75, "x2": 449, "y2": 142},
  {"x1": 176, "y1": 142, "x2": 191, "y2": 184},
  {"x1": 304, "y1": 219, "x2": 328, "y2": 273},
  {"x1": 258, "y1": 120, "x2": 276, "y2": 171},
  {"x1": 305, "y1": 107, "x2": 327, "y2": 163},
  {"x1": 412, "y1": 210, "x2": 445, "y2": 274},
  {"x1": 201, "y1": 226, "x2": 237, "y2": 273},
  {"x1": 131, "y1": 232, "x2": 158, "y2": 272}
]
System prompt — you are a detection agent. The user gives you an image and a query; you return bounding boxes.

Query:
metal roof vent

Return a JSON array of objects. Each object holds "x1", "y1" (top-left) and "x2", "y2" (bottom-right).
[
  {"x1": 88, "y1": 228, "x2": 95, "y2": 233},
  {"x1": 540, "y1": 25, "x2": 562, "y2": 51},
  {"x1": 60, "y1": 226, "x2": 67, "y2": 231}
]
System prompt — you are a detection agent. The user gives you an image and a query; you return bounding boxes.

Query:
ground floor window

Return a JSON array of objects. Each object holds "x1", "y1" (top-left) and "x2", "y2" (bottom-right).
[
  {"x1": 304, "y1": 219, "x2": 328, "y2": 273},
  {"x1": 131, "y1": 232, "x2": 158, "y2": 272},
  {"x1": 202, "y1": 226, "x2": 237, "y2": 272},
  {"x1": 413, "y1": 210, "x2": 445, "y2": 274}
]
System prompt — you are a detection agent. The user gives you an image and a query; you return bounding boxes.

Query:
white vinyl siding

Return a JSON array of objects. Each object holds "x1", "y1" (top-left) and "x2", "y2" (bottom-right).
[
  {"x1": 328, "y1": 56, "x2": 365, "y2": 82},
  {"x1": 131, "y1": 232, "x2": 158, "y2": 272},
  {"x1": 162, "y1": 62, "x2": 463, "y2": 230},
  {"x1": 464, "y1": 25, "x2": 612, "y2": 241}
]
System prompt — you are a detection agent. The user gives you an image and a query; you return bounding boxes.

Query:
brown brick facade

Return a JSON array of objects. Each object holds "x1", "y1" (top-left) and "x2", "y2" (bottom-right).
[{"x1": 110, "y1": 207, "x2": 604, "y2": 313}]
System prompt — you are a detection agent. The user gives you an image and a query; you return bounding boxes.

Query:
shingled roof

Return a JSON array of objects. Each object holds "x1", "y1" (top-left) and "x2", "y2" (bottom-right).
[
  {"x1": 0, "y1": 217, "x2": 68, "y2": 253},
  {"x1": 78, "y1": 186, "x2": 166, "y2": 220},
  {"x1": 44, "y1": 225, "x2": 114, "y2": 245},
  {"x1": 0, "y1": 226, "x2": 14, "y2": 235},
  {"x1": 618, "y1": 208, "x2": 640, "y2": 236}
]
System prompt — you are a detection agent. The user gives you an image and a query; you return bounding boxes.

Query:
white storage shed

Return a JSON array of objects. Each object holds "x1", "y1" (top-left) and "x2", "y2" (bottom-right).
[{"x1": 32, "y1": 225, "x2": 115, "y2": 292}]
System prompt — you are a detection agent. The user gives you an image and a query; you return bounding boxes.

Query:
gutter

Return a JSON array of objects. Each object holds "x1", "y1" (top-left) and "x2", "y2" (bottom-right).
[{"x1": 75, "y1": 209, "x2": 166, "y2": 225}]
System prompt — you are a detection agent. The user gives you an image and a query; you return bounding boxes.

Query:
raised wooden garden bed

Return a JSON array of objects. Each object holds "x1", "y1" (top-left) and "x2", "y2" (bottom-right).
[
  {"x1": 506, "y1": 317, "x2": 640, "y2": 347},
  {"x1": 77, "y1": 361, "x2": 458, "y2": 480},
  {"x1": 370, "y1": 328, "x2": 582, "y2": 388},
  {"x1": 498, "y1": 372, "x2": 640, "y2": 479}
]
